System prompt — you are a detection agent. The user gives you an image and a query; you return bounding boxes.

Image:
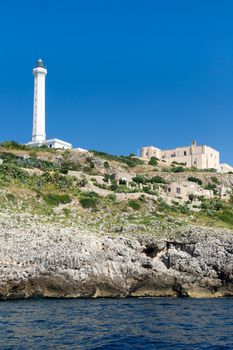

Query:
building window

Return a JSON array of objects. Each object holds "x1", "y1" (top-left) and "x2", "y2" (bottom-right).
[
  {"x1": 168, "y1": 188, "x2": 171, "y2": 192},
  {"x1": 184, "y1": 151, "x2": 187, "y2": 156},
  {"x1": 176, "y1": 188, "x2": 181, "y2": 194}
]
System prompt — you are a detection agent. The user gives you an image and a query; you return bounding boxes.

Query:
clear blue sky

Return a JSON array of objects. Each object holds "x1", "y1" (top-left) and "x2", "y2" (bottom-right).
[{"x1": 0, "y1": 1, "x2": 233, "y2": 163}]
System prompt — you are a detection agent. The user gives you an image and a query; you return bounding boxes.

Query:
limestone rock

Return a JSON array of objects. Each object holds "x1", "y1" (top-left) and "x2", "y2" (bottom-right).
[{"x1": 0, "y1": 216, "x2": 232, "y2": 299}]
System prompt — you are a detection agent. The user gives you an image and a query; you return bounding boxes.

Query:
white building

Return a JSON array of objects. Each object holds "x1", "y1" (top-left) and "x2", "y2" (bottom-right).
[
  {"x1": 141, "y1": 141, "x2": 233, "y2": 173},
  {"x1": 28, "y1": 59, "x2": 72, "y2": 150},
  {"x1": 218, "y1": 163, "x2": 233, "y2": 174}
]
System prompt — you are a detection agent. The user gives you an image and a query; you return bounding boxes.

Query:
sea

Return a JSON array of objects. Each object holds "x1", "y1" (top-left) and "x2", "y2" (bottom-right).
[{"x1": 0, "y1": 298, "x2": 232, "y2": 349}]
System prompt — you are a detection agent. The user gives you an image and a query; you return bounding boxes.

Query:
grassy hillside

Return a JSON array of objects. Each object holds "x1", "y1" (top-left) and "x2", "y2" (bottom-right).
[{"x1": 0, "y1": 141, "x2": 233, "y2": 233}]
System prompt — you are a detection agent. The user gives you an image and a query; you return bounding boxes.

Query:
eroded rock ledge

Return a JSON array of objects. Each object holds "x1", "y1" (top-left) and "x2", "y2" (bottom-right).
[{"x1": 0, "y1": 224, "x2": 233, "y2": 299}]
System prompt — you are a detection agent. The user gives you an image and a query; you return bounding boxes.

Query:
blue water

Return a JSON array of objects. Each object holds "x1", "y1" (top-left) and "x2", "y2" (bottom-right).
[{"x1": 0, "y1": 298, "x2": 233, "y2": 349}]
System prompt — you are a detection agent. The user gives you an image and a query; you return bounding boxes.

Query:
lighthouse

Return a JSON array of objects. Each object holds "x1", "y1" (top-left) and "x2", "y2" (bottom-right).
[
  {"x1": 28, "y1": 59, "x2": 72, "y2": 149},
  {"x1": 32, "y1": 59, "x2": 47, "y2": 143}
]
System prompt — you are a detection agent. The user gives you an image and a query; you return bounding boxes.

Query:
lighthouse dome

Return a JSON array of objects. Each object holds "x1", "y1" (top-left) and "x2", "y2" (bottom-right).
[{"x1": 36, "y1": 59, "x2": 44, "y2": 68}]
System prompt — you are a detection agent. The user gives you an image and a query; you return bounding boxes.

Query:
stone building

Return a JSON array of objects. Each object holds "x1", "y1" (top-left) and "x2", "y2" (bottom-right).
[
  {"x1": 164, "y1": 181, "x2": 213, "y2": 202},
  {"x1": 115, "y1": 172, "x2": 134, "y2": 187},
  {"x1": 218, "y1": 163, "x2": 233, "y2": 174},
  {"x1": 141, "y1": 141, "x2": 233, "y2": 173}
]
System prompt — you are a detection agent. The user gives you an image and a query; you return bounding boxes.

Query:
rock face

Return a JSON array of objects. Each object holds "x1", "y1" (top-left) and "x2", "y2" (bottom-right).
[{"x1": 0, "y1": 222, "x2": 233, "y2": 299}]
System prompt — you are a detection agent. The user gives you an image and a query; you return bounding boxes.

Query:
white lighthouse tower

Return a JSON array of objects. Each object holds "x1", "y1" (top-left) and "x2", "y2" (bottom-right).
[
  {"x1": 28, "y1": 59, "x2": 72, "y2": 149},
  {"x1": 32, "y1": 59, "x2": 47, "y2": 143}
]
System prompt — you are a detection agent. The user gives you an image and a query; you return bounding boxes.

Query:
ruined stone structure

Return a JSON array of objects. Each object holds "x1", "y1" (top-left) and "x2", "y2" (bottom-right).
[{"x1": 164, "y1": 181, "x2": 213, "y2": 202}]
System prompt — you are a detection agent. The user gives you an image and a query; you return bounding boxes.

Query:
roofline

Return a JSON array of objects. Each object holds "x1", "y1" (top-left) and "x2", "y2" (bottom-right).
[
  {"x1": 141, "y1": 144, "x2": 219, "y2": 153},
  {"x1": 45, "y1": 138, "x2": 72, "y2": 147}
]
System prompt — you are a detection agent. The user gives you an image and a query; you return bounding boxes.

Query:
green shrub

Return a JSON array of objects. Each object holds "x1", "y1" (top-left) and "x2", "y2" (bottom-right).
[
  {"x1": 104, "y1": 161, "x2": 110, "y2": 169},
  {"x1": 217, "y1": 210, "x2": 233, "y2": 226},
  {"x1": 29, "y1": 150, "x2": 38, "y2": 158},
  {"x1": 76, "y1": 176, "x2": 88, "y2": 187},
  {"x1": 205, "y1": 168, "x2": 217, "y2": 173},
  {"x1": 83, "y1": 166, "x2": 95, "y2": 174},
  {"x1": 211, "y1": 176, "x2": 220, "y2": 184},
  {"x1": 171, "y1": 166, "x2": 185, "y2": 173},
  {"x1": 33, "y1": 171, "x2": 74, "y2": 191},
  {"x1": 143, "y1": 186, "x2": 157, "y2": 195},
  {"x1": 62, "y1": 208, "x2": 71, "y2": 217},
  {"x1": 161, "y1": 167, "x2": 169, "y2": 172},
  {"x1": 229, "y1": 192, "x2": 233, "y2": 204},
  {"x1": 139, "y1": 195, "x2": 146, "y2": 202},
  {"x1": 187, "y1": 176, "x2": 202, "y2": 186},
  {"x1": 201, "y1": 198, "x2": 225, "y2": 211},
  {"x1": 80, "y1": 197, "x2": 97, "y2": 209},
  {"x1": 90, "y1": 150, "x2": 144, "y2": 167},
  {"x1": 157, "y1": 198, "x2": 170, "y2": 211},
  {"x1": 113, "y1": 185, "x2": 138, "y2": 193},
  {"x1": 178, "y1": 204, "x2": 190, "y2": 214},
  {"x1": 149, "y1": 176, "x2": 166, "y2": 184},
  {"x1": 23, "y1": 158, "x2": 57, "y2": 171},
  {"x1": 170, "y1": 201, "x2": 190, "y2": 214},
  {"x1": 148, "y1": 157, "x2": 158, "y2": 166},
  {"x1": 6, "y1": 193, "x2": 16, "y2": 201},
  {"x1": 0, "y1": 141, "x2": 28, "y2": 150},
  {"x1": 0, "y1": 163, "x2": 29, "y2": 183},
  {"x1": 162, "y1": 166, "x2": 185, "y2": 173},
  {"x1": 106, "y1": 193, "x2": 117, "y2": 201},
  {"x1": 128, "y1": 200, "x2": 141, "y2": 210},
  {"x1": 119, "y1": 156, "x2": 143, "y2": 167},
  {"x1": 110, "y1": 182, "x2": 118, "y2": 191},
  {"x1": 85, "y1": 157, "x2": 95, "y2": 169},
  {"x1": 172, "y1": 161, "x2": 186, "y2": 166},
  {"x1": 204, "y1": 182, "x2": 217, "y2": 194},
  {"x1": 171, "y1": 200, "x2": 179, "y2": 206},
  {"x1": 43, "y1": 193, "x2": 72, "y2": 206},
  {"x1": 132, "y1": 175, "x2": 146, "y2": 184},
  {"x1": 34, "y1": 144, "x2": 56, "y2": 153},
  {"x1": 103, "y1": 173, "x2": 115, "y2": 183},
  {"x1": 94, "y1": 182, "x2": 108, "y2": 190},
  {"x1": 0, "y1": 152, "x2": 57, "y2": 171},
  {"x1": 83, "y1": 191, "x2": 99, "y2": 198},
  {"x1": 60, "y1": 160, "x2": 80, "y2": 173}
]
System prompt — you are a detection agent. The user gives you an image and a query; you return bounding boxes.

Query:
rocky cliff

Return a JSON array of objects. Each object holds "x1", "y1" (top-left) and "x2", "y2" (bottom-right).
[
  {"x1": 1, "y1": 217, "x2": 233, "y2": 299},
  {"x1": 0, "y1": 145, "x2": 233, "y2": 299}
]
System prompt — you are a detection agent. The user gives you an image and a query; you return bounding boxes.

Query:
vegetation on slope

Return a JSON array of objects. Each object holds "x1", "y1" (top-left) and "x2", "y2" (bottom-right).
[
  {"x1": 0, "y1": 142, "x2": 232, "y2": 232},
  {"x1": 90, "y1": 150, "x2": 144, "y2": 167}
]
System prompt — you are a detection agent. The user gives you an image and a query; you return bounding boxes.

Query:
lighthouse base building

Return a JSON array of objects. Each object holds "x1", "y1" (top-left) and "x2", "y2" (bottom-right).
[
  {"x1": 28, "y1": 59, "x2": 72, "y2": 150},
  {"x1": 28, "y1": 138, "x2": 72, "y2": 149}
]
